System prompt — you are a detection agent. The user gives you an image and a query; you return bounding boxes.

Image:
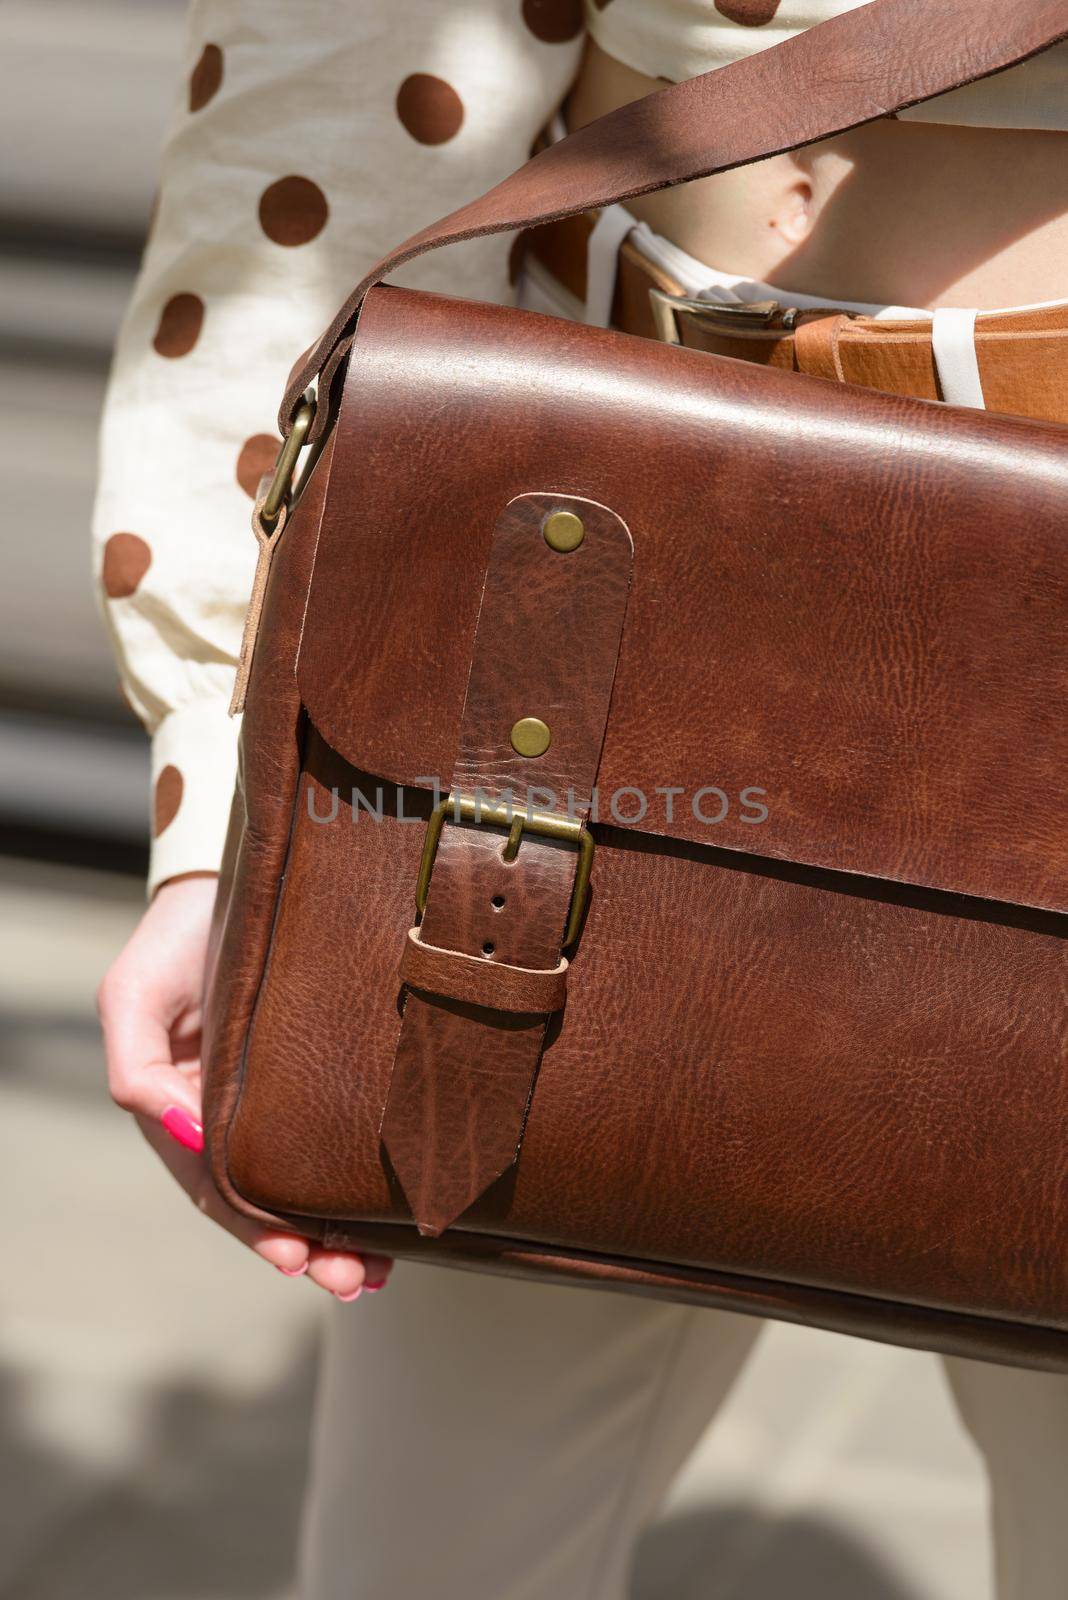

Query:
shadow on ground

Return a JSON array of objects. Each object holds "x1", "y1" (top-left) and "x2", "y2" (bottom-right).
[
  {"x1": 2, "y1": 1342, "x2": 318, "y2": 1600},
  {"x1": 633, "y1": 1503, "x2": 922, "y2": 1600},
  {"x1": 2, "y1": 1316, "x2": 928, "y2": 1600}
]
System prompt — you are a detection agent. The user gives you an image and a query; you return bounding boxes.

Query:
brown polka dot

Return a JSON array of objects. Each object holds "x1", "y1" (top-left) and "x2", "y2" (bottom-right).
[
  {"x1": 102, "y1": 533, "x2": 153, "y2": 599},
  {"x1": 236, "y1": 433, "x2": 281, "y2": 499},
  {"x1": 258, "y1": 175, "x2": 329, "y2": 247},
  {"x1": 396, "y1": 74, "x2": 464, "y2": 145},
  {"x1": 522, "y1": 0, "x2": 584, "y2": 43},
  {"x1": 591, "y1": 0, "x2": 614, "y2": 9},
  {"x1": 152, "y1": 293, "x2": 204, "y2": 358},
  {"x1": 189, "y1": 42, "x2": 224, "y2": 111},
  {"x1": 714, "y1": 0, "x2": 782, "y2": 23},
  {"x1": 153, "y1": 765, "x2": 184, "y2": 838}
]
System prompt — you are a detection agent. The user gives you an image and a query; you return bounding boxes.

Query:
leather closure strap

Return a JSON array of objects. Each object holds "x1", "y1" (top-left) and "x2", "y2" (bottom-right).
[{"x1": 380, "y1": 492, "x2": 633, "y2": 1237}]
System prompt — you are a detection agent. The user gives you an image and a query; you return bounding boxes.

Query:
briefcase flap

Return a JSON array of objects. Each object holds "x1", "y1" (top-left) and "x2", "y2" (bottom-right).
[{"x1": 296, "y1": 285, "x2": 1068, "y2": 917}]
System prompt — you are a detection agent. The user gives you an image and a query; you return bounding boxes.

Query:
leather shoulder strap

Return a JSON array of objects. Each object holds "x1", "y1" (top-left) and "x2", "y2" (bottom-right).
[{"x1": 282, "y1": 0, "x2": 1068, "y2": 441}]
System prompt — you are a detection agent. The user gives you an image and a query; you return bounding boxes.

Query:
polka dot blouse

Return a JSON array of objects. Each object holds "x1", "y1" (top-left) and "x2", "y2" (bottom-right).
[{"x1": 92, "y1": 0, "x2": 1068, "y2": 893}]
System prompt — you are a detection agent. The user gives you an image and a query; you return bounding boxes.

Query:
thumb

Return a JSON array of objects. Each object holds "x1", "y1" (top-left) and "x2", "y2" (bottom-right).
[{"x1": 100, "y1": 975, "x2": 203, "y2": 1128}]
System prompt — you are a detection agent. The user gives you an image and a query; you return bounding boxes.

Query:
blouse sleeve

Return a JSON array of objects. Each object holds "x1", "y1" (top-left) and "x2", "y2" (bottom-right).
[{"x1": 92, "y1": 0, "x2": 584, "y2": 895}]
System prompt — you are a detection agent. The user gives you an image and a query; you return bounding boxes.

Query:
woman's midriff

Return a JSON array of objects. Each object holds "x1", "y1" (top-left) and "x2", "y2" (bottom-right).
[{"x1": 567, "y1": 39, "x2": 1068, "y2": 311}]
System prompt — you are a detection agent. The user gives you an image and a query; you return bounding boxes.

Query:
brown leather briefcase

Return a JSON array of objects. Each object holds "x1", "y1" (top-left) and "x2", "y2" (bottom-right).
[{"x1": 203, "y1": 0, "x2": 1068, "y2": 1370}]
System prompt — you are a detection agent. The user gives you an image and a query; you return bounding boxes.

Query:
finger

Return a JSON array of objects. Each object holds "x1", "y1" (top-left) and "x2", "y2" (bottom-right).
[
  {"x1": 304, "y1": 1250, "x2": 393, "y2": 1298},
  {"x1": 100, "y1": 976, "x2": 202, "y2": 1124},
  {"x1": 137, "y1": 1115, "x2": 311, "y2": 1274},
  {"x1": 306, "y1": 1248, "x2": 373, "y2": 1299},
  {"x1": 360, "y1": 1253, "x2": 394, "y2": 1291}
]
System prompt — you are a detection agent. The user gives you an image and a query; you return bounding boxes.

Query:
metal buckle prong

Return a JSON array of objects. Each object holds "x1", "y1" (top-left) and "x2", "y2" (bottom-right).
[{"x1": 416, "y1": 791, "x2": 594, "y2": 950}]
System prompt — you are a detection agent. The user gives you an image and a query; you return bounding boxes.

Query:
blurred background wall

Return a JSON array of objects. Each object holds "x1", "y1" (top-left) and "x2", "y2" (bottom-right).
[
  {"x1": 0, "y1": 0, "x2": 180, "y2": 867},
  {"x1": 1, "y1": 9, "x2": 318, "y2": 1596},
  {"x1": 0, "y1": 6, "x2": 999, "y2": 1598}
]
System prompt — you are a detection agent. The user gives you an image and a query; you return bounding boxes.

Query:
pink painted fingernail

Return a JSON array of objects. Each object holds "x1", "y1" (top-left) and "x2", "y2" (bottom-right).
[
  {"x1": 364, "y1": 1277, "x2": 388, "y2": 1292},
  {"x1": 161, "y1": 1105, "x2": 204, "y2": 1154},
  {"x1": 335, "y1": 1287, "x2": 363, "y2": 1303},
  {"x1": 277, "y1": 1263, "x2": 309, "y2": 1277}
]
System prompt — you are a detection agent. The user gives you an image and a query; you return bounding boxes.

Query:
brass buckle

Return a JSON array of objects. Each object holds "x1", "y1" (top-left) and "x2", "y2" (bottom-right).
[
  {"x1": 260, "y1": 396, "x2": 317, "y2": 529},
  {"x1": 415, "y1": 791, "x2": 595, "y2": 950},
  {"x1": 648, "y1": 289, "x2": 797, "y2": 345}
]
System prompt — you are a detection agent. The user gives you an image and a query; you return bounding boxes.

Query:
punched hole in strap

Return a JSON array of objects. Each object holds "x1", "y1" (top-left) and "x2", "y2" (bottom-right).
[{"x1": 415, "y1": 793, "x2": 595, "y2": 952}]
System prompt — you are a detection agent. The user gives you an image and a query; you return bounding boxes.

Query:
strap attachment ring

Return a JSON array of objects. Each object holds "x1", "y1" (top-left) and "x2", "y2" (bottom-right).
[{"x1": 261, "y1": 397, "x2": 317, "y2": 529}]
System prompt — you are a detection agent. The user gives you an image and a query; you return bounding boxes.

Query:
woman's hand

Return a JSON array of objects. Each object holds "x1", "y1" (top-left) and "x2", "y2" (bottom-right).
[{"x1": 98, "y1": 873, "x2": 390, "y2": 1301}]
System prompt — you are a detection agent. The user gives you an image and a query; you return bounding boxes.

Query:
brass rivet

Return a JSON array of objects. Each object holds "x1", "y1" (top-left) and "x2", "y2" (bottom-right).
[
  {"x1": 543, "y1": 510, "x2": 584, "y2": 553},
  {"x1": 510, "y1": 716, "x2": 552, "y2": 758}
]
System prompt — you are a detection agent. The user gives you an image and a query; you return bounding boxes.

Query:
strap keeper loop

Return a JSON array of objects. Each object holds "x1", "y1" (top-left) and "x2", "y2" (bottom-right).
[{"x1": 400, "y1": 927, "x2": 568, "y2": 1015}]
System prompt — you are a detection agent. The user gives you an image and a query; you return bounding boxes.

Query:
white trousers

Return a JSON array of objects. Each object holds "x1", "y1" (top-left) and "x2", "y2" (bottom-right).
[{"x1": 298, "y1": 1264, "x2": 1068, "y2": 1600}]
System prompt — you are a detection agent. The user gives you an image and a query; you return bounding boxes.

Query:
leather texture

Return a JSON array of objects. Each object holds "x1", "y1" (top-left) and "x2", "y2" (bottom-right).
[
  {"x1": 202, "y1": 431, "x2": 337, "y2": 1233},
  {"x1": 203, "y1": 0, "x2": 1068, "y2": 1370},
  {"x1": 279, "y1": 0, "x2": 1068, "y2": 442},
  {"x1": 298, "y1": 289, "x2": 1068, "y2": 919},
  {"x1": 381, "y1": 491, "x2": 632, "y2": 1237},
  {"x1": 206, "y1": 281, "x2": 1068, "y2": 1371}
]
